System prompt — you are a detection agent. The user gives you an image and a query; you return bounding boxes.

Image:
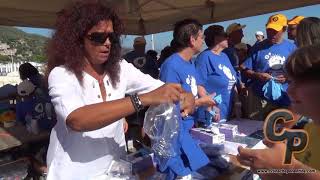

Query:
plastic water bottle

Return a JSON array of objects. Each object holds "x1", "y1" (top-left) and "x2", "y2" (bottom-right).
[
  {"x1": 31, "y1": 118, "x2": 39, "y2": 134},
  {"x1": 45, "y1": 103, "x2": 52, "y2": 120},
  {"x1": 234, "y1": 101, "x2": 242, "y2": 119},
  {"x1": 25, "y1": 113, "x2": 39, "y2": 134},
  {"x1": 25, "y1": 113, "x2": 32, "y2": 133}
]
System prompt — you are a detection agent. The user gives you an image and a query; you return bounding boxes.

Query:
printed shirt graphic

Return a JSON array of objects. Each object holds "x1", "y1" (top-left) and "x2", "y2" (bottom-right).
[
  {"x1": 132, "y1": 56, "x2": 147, "y2": 68},
  {"x1": 195, "y1": 50, "x2": 237, "y2": 120},
  {"x1": 243, "y1": 39, "x2": 296, "y2": 106},
  {"x1": 185, "y1": 74, "x2": 198, "y2": 96},
  {"x1": 123, "y1": 51, "x2": 159, "y2": 78},
  {"x1": 123, "y1": 51, "x2": 147, "y2": 69},
  {"x1": 264, "y1": 52, "x2": 286, "y2": 76}
]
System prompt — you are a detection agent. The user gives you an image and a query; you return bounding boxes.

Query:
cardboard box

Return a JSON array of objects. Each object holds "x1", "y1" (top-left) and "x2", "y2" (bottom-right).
[
  {"x1": 212, "y1": 123, "x2": 238, "y2": 141},
  {"x1": 190, "y1": 128, "x2": 225, "y2": 144}
]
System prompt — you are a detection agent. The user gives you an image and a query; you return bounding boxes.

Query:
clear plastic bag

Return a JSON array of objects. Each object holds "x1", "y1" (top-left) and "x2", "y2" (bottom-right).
[
  {"x1": 91, "y1": 160, "x2": 137, "y2": 180},
  {"x1": 143, "y1": 103, "x2": 180, "y2": 158},
  {"x1": 107, "y1": 160, "x2": 135, "y2": 179}
]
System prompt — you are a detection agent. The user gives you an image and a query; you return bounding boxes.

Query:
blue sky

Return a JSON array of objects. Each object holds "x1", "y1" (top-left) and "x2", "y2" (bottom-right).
[{"x1": 19, "y1": 4, "x2": 320, "y2": 52}]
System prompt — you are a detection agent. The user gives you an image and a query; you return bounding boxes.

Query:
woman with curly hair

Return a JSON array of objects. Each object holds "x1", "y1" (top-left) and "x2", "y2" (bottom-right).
[{"x1": 45, "y1": 1, "x2": 195, "y2": 179}]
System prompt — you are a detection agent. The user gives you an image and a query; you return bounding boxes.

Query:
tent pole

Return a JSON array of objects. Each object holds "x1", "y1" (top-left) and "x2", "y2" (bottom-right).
[{"x1": 151, "y1": 34, "x2": 155, "y2": 50}]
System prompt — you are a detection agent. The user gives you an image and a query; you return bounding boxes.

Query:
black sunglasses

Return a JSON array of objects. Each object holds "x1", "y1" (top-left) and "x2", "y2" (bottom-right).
[{"x1": 86, "y1": 32, "x2": 119, "y2": 45}]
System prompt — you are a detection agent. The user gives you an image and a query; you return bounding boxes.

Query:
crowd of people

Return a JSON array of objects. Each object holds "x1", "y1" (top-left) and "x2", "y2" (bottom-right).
[{"x1": 24, "y1": 0, "x2": 319, "y2": 179}]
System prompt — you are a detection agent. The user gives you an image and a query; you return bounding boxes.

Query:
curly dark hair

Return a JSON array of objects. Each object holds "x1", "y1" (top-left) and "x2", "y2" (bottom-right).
[{"x1": 46, "y1": 0, "x2": 124, "y2": 87}]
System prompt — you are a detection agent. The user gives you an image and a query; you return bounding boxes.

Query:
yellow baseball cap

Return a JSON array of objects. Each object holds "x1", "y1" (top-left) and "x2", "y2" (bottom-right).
[
  {"x1": 266, "y1": 14, "x2": 288, "y2": 31},
  {"x1": 226, "y1": 23, "x2": 246, "y2": 35},
  {"x1": 288, "y1": 16, "x2": 305, "y2": 25}
]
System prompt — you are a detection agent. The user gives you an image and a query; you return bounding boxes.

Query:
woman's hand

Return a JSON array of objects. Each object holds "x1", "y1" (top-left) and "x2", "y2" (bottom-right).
[
  {"x1": 196, "y1": 93, "x2": 216, "y2": 107},
  {"x1": 140, "y1": 83, "x2": 184, "y2": 106},
  {"x1": 123, "y1": 120, "x2": 128, "y2": 133},
  {"x1": 140, "y1": 84, "x2": 196, "y2": 118},
  {"x1": 256, "y1": 72, "x2": 272, "y2": 82},
  {"x1": 180, "y1": 92, "x2": 195, "y2": 117},
  {"x1": 239, "y1": 85, "x2": 248, "y2": 97},
  {"x1": 237, "y1": 141, "x2": 294, "y2": 179},
  {"x1": 206, "y1": 106, "x2": 220, "y2": 122}
]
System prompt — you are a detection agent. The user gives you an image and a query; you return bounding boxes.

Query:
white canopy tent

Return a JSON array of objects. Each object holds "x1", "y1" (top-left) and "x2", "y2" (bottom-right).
[{"x1": 0, "y1": 0, "x2": 319, "y2": 35}]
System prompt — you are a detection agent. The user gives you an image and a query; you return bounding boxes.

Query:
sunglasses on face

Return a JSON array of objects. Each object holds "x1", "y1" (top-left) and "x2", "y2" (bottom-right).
[{"x1": 86, "y1": 32, "x2": 119, "y2": 45}]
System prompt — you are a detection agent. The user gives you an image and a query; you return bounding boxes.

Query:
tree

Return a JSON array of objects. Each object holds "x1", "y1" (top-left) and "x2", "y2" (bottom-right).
[
  {"x1": 0, "y1": 55, "x2": 10, "y2": 63},
  {"x1": 32, "y1": 54, "x2": 46, "y2": 63},
  {"x1": 0, "y1": 26, "x2": 49, "y2": 64}
]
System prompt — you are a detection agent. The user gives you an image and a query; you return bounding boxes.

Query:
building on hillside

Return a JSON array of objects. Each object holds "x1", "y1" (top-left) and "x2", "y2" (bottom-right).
[
  {"x1": 0, "y1": 42, "x2": 17, "y2": 56},
  {"x1": 0, "y1": 62, "x2": 23, "y2": 75}
]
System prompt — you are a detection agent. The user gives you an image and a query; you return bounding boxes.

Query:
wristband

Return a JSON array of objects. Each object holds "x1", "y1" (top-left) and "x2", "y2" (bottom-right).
[{"x1": 129, "y1": 93, "x2": 144, "y2": 112}]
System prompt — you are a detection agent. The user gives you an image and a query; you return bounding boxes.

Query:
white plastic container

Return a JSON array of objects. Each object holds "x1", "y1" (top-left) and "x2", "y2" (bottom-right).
[{"x1": 3, "y1": 120, "x2": 16, "y2": 128}]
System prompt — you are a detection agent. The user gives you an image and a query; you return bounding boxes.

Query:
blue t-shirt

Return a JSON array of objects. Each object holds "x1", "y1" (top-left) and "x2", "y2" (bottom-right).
[
  {"x1": 160, "y1": 53, "x2": 200, "y2": 97},
  {"x1": 242, "y1": 39, "x2": 296, "y2": 106},
  {"x1": 195, "y1": 50, "x2": 237, "y2": 120},
  {"x1": 160, "y1": 53, "x2": 200, "y2": 126},
  {"x1": 159, "y1": 53, "x2": 209, "y2": 175}
]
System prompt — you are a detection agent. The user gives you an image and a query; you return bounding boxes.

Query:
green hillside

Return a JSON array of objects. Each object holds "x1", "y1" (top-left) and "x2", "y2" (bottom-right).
[{"x1": 0, "y1": 26, "x2": 49, "y2": 63}]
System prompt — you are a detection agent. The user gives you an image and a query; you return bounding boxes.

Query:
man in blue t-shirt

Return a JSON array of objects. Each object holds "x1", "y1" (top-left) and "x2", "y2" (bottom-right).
[
  {"x1": 159, "y1": 19, "x2": 215, "y2": 179},
  {"x1": 241, "y1": 14, "x2": 297, "y2": 109}
]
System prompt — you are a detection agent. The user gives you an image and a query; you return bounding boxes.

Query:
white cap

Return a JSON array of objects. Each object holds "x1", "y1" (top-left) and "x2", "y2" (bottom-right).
[
  {"x1": 17, "y1": 80, "x2": 36, "y2": 96},
  {"x1": 255, "y1": 31, "x2": 264, "y2": 36}
]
